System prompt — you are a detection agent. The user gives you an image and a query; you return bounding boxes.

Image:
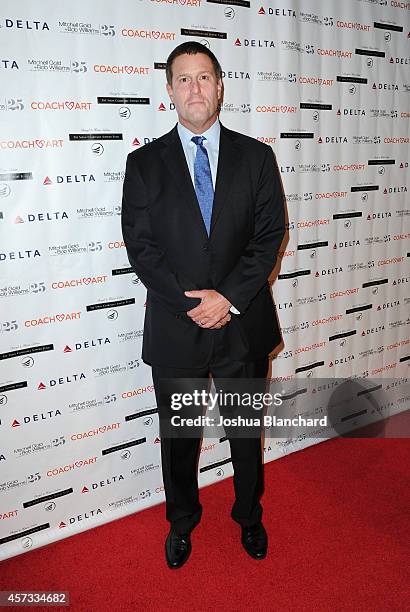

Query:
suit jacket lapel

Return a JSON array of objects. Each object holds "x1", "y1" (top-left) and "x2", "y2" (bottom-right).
[
  {"x1": 210, "y1": 124, "x2": 242, "y2": 237},
  {"x1": 160, "y1": 125, "x2": 209, "y2": 241}
]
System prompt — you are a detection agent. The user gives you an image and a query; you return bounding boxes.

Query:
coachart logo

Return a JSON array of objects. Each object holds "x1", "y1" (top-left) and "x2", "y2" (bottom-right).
[
  {"x1": 300, "y1": 76, "x2": 333, "y2": 86},
  {"x1": 24, "y1": 311, "x2": 81, "y2": 327},
  {"x1": 31, "y1": 100, "x2": 92, "y2": 110},
  {"x1": 14, "y1": 212, "x2": 68, "y2": 223},
  {"x1": 0, "y1": 60, "x2": 19, "y2": 69},
  {"x1": 0, "y1": 139, "x2": 63, "y2": 150},
  {"x1": 64, "y1": 337, "x2": 111, "y2": 352},
  {"x1": 52, "y1": 275, "x2": 107, "y2": 290},
  {"x1": 2, "y1": 19, "x2": 49, "y2": 31},
  {"x1": 256, "y1": 105, "x2": 297, "y2": 113},
  {"x1": 11, "y1": 410, "x2": 62, "y2": 427},
  {"x1": 93, "y1": 64, "x2": 149, "y2": 75},
  {"x1": 317, "y1": 48, "x2": 352, "y2": 58},
  {"x1": 43, "y1": 174, "x2": 95, "y2": 184},
  {"x1": 336, "y1": 20, "x2": 371, "y2": 31},
  {"x1": 38, "y1": 373, "x2": 86, "y2": 390},
  {"x1": 234, "y1": 37, "x2": 275, "y2": 48},
  {"x1": 121, "y1": 28, "x2": 175, "y2": 40}
]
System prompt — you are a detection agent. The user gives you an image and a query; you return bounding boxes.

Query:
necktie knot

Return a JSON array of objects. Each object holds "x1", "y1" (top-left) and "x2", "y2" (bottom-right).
[{"x1": 191, "y1": 135, "x2": 206, "y2": 147}]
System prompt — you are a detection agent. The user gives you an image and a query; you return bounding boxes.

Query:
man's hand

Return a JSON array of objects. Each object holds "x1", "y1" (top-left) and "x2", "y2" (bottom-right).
[{"x1": 185, "y1": 290, "x2": 231, "y2": 329}]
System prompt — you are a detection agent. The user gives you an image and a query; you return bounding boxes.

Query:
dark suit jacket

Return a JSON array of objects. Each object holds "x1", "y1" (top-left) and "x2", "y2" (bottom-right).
[{"x1": 121, "y1": 122, "x2": 286, "y2": 368}]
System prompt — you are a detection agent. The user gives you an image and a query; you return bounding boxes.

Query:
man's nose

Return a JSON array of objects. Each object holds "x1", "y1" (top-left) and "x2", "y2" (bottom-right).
[{"x1": 190, "y1": 78, "x2": 201, "y2": 93}]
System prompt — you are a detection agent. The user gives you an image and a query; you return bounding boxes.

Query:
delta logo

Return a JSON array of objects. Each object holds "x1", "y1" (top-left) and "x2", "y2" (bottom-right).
[
  {"x1": 81, "y1": 475, "x2": 124, "y2": 492},
  {"x1": 383, "y1": 185, "x2": 408, "y2": 194},
  {"x1": 157, "y1": 102, "x2": 175, "y2": 111},
  {"x1": 14, "y1": 211, "x2": 68, "y2": 223},
  {"x1": 361, "y1": 325, "x2": 385, "y2": 336},
  {"x1": 3, "y1": 19, "x2": 49, "y2": 31},
  {"x1": 0, "y1": 60, "x2": 19, "y2": 69},
  {"x1": 258, "y1": 7, "x2": 296, "y2": 16},
  {"x1": 336, "y1": 108, "x2": 366, "y2": 116},
  {"x1": 59, "y1": 508, "x2": 102, "y2": 527},
  {"x1": 43, "y1": 174, "x2": 95, "y2": 185},
  {"x1": 63, "y1": 337, "x2": 111, "y2": 352},
  {"x1": 131, "y1": 137, "x2": 157, "y2": 147},
  {"x1": 234, "y1": 37, "x2": 275, "y2": 48},
  {"x1": 121, "y1": 28, "x2": 176, "y2": 40},
  {"x1": 11, "y1": 410, "x2": 62, "y2": 427},
  {"x1": 333, "y1": 240, "x2": 360, "y2": 248},
  {"x1": 366, "y1": 211, "x2": 392, "y2": 220},
  {"x1": 329, "y1": 356, "x2": 355, "y2": 367},
  {"x1": 389, "y1": 56, "x2": 409, "y2": 64},
  {"x1": 376, "y1": 300, "x2": 400, "y2": 311},
  {"x1": 37, "y1": 373, "x2": 86, "y2": 389},
  {"x1": 317, "y1": 136, "x2": 348, "y2": 143},
  {"x1": 31, "y1": 100, "x2": 92, "y2": 110},
  {"x1": 372, "y1": 82, "x2": 399, "y2": 91}
]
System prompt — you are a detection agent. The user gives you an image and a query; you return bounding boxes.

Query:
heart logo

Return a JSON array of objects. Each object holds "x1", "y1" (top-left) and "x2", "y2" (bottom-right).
[
  {"x1": 152, "y1": 31, "x2": 160, "y2": 39},
  {"x1": 65, "y1": 101, "x2": 75, "y2": 110},
  {"x1": 56, "y1": 314, "x2": 65, "y2": 322},
  {"x1": 83, "y1": 277, "x2": 91, "y2": 284},
  {"x1": 36, "y1": 139, "x2": 45, "y2": 148},
  {"x1": 125, "y1": 66, "x2": 133, "y2": 74}
]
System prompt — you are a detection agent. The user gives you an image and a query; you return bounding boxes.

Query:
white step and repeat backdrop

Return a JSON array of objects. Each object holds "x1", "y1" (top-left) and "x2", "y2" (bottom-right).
[{"x1": 0, "y1": 0, "x2": 409, "y2": 560}]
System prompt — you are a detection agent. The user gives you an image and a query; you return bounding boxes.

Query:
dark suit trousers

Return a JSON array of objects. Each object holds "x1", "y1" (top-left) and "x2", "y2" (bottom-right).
[{"x1": 152, "y1": 330, "x2": 269, "y2": 535}]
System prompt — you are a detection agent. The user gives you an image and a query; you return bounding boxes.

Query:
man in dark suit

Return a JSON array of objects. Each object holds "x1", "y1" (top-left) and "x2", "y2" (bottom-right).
[{"x1": 122, "y1": 41, "x2": 285, "y2": 568}]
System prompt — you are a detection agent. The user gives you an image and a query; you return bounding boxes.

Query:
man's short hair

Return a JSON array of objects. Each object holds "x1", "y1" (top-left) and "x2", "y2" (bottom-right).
[{"x1": 165, "y1": 42, "x2": 222, "y2": 85}]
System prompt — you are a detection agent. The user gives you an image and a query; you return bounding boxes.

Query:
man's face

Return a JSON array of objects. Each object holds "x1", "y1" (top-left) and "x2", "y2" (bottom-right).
[{"x1": 166, "y1": 53, "x2": 222, "y2": 134}]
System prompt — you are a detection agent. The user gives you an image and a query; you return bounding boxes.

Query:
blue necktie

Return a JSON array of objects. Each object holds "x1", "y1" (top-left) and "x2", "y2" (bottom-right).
[{"x1": 191, "y1": 135, "x2": 214, "y2": 235}]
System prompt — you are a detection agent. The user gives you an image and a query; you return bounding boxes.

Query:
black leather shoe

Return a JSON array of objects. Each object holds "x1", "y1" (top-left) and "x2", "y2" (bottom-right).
[
  {"x1": 241, "y1": 523, "x2": 268, "y2": 559},
  {"x1": 165, "y1": 529, "x2": 192, "y2": 569}
]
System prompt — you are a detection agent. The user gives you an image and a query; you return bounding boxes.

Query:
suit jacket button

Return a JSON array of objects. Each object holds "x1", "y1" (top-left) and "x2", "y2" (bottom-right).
[{"x1": 203, "y1": 244, "x2": 209, "y2": 252}]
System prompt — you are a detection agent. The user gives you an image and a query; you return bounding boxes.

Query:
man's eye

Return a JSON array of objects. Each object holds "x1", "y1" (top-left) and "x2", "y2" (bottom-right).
[{"x1": 200, "y1": 75, "x2": 209, "y2": 80}]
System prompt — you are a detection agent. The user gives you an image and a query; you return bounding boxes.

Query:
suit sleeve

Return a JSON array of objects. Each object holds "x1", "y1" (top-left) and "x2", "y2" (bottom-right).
[
  {"x1": 216, "y1": 147, "x2": 285, "y2": 314},
  {"x1": 121, "y1": 153, "x2": 198, "y2": 314}
]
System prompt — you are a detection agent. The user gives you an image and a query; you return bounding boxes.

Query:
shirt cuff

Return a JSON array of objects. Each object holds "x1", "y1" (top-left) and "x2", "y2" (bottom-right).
[{"x1": 229, "y1": 305, "x2": 240, "y2": 315}]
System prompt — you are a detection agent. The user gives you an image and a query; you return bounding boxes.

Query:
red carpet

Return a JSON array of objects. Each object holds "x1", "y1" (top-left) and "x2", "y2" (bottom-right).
[{"x1": 1, "y1": 437, "x2": 409, "y2": 611}]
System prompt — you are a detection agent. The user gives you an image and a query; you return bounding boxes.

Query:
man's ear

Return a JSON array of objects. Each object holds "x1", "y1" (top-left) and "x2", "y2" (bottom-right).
[{"x1": 166, "y1": 82, "x2": 174, "y2": 102}]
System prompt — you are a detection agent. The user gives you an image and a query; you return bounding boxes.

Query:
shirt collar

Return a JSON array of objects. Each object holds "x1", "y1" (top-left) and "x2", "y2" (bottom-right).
[{"x1": 177, "y1": 118, "x2": 220, "y2": 148}]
